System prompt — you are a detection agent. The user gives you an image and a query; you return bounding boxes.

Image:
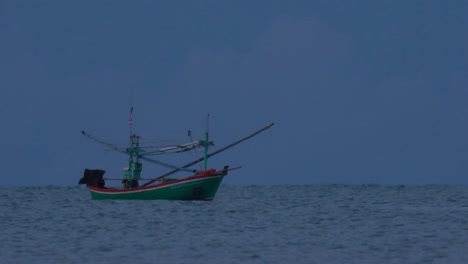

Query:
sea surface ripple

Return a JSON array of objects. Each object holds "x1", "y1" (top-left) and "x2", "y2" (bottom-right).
[{"x1": 1, "y1": 185, "x2": 468, "y2": 263}]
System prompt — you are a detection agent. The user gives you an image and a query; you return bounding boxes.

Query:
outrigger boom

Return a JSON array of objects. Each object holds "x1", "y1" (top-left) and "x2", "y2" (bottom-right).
[
  {"x1": 78, "y1": 109, "x2": 274, "y2": 200},
  {"x1": 141, "y1": 122, "x2": 275, "y2": 186}
]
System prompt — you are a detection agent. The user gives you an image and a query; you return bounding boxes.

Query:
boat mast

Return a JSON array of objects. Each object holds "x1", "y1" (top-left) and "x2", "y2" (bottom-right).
[
  {"x1": 124, "y1": 107, "x2": 142, "y2": 188},
  {"x1": 203, "y1": 113, "x2": 209, "y2": 170}
]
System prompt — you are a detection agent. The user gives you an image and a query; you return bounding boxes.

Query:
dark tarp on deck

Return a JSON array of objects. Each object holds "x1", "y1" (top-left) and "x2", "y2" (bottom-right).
[{"x1": 78, "y1": 169, "x2": 106, "y2": 187}]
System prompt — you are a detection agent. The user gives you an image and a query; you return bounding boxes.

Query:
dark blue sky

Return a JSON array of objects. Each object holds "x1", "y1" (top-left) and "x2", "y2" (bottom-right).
[{"x1": 1, "y1": 1, "x2": 467, "y2": 186}]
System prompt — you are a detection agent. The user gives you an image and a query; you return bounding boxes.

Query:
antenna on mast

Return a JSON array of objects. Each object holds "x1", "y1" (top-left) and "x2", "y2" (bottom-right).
[
  {"x1": 128, "y1": 106, "x2": 134, "y2": 135},
  {"x1": 206, "y1": 113, "x2": 210, "y2": 135}
]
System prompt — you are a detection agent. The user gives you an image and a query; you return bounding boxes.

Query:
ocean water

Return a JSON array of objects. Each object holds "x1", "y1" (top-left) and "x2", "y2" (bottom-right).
[{"x1": 1, "y1": 185, "x2": 468, "y2": 264}]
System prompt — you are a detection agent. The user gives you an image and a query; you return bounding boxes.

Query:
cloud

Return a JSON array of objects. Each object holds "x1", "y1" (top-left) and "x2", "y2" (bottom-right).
[
  {"x1": 167, "y1": 15, "x2": 350, "y2": 123},
  {"x1": 162, "y1": 16, "x2": 353, "y2": 184},
  {"x1": 163, "y1": 15, "x2": 468, "y2": 184}
]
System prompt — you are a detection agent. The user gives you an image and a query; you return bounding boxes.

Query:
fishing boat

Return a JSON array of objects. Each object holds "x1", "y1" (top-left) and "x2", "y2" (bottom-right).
[{"x1": 78, "y1": 108, "x2": 274, "y2": 200}]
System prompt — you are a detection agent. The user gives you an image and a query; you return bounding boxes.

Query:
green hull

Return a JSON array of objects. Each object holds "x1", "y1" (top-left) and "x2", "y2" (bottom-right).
[{"x1": 88, "y1": 173, "x2": 225, "y2": 200}]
